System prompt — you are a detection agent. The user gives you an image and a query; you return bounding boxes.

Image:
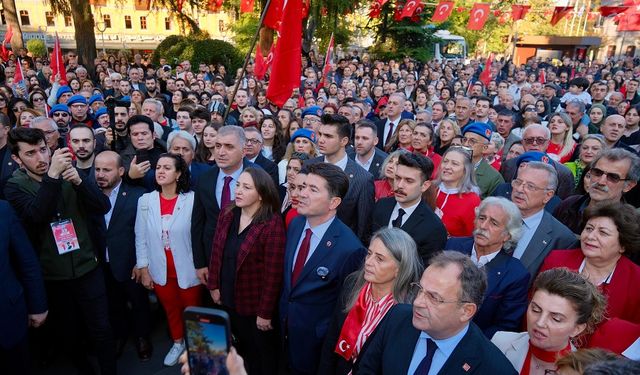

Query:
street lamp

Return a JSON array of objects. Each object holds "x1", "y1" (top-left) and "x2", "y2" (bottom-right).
[{"x1": 95, "y1": 21, "x2": 107, "y2": 55}]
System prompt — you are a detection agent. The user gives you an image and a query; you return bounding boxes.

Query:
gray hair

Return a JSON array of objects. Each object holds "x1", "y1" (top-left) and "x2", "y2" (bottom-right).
[
  {"x1": 379, "y1": 149, "x2": 411, "y2": 179},
  {"x1": 476, "y1": 197, "x2": 523, "y2": 249},
  {"x1": 243, "y1": 126, "x2": 263, "y2": 142},
  {"x1": 523, "y1": 123, "x2": 551, "y2": 140},
  {"x1": 217, "y1": 125, "x2": 246, "y2": 147},
  {"x1": 389, "y1": 92, "x2": 407, "y2": 103},
  {"x1": 590, "y1": 148, "x2": 640, "y2": 182},
  {"x1": 566, "y1": 100, "x2": 586, "y2": 114},
  {"x1": 489, "y1": 133, "x2": 505, "y2": 151},
  {"x1": 609, "y1": 91, "x2": 624, "y2": 101},
  {"x1": 32, "y1": 116, "x2": 58, "y2": 131},
  {"x1": 143, "y1": 98, "x2": 164, "y2": 115},
  {"x1": 428, "y1": 251, "x2": 487, "y2": 308},
  {"x1": 76, "y1": 66, "x2": 87, "y2": 75},
  {"x1": 167, "y1": 130, "x2": 196, "y2": 151},
  {"x1": 344, "y1": 227, "x2": 424, "y2": 311},
  {"x1": 437, "y1": 147, "x2": 479, "y2": 195},
  {"x1": 153, "y1": 123, "x2": 164, "y2": 139},
  {"x1": 523, "y1": 161, "x2": 558, "y2": 191},
  {"x1": 582, "y1": 134, "x2": 606, "y2": 148}
]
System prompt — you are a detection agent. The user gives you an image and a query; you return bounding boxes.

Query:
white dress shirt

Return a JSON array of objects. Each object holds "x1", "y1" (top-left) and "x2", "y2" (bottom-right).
[
  {"x1": 470, "y1": 244, "x2": 500, "y2": 268},
  {"x1": 324, "y1": 153, "x2": 349, "y2": 171},
  {"x1": 388, "y1": 200, "x2": 420, "y2": 228},
  {"x1": 292, "y1": 217, "x2": 336, "y2": 266}
]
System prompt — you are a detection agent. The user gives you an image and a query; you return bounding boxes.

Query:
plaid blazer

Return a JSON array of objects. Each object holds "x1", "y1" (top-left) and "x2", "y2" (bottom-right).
[{"x1": 207, "y1": 208, "x2": 285, "y2": 319}]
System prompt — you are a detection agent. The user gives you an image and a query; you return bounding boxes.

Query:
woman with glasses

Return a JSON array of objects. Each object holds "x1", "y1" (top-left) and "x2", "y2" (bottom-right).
[
  {"x1": 539, "y1": 202, "x2": 640, "y2": 325},
  {"x1": 29, "y1": 90, "x2": 49, "y2": 115},
  {"x1": 9, "y1": 98, "x2": 32, "y2": 127},
  {"x1": 564, "y1": 135, "x2": 605, "y2": 188},
  {"x1": 492, "y1": 268, "x2": 606, "y2": 375},
  {"x1": 546, "y1": 113, "x2": 577, "y2": 164},
  {"x1": 432, "y1": 147, "x2": 481, "y2": 237},
  {"x1": 318, "y1": 228, "x2": 422, "y2": 375}
]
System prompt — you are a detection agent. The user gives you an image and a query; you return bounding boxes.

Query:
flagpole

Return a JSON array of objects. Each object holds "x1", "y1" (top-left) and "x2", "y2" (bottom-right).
[{"x1": 223, "y1": 0, "x2": 273, "y2": 124}]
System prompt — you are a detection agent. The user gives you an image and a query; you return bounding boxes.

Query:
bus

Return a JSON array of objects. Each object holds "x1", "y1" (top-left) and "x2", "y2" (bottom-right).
[{"x1": 433, "y1": 30, "x2": 467, "y2": 61}]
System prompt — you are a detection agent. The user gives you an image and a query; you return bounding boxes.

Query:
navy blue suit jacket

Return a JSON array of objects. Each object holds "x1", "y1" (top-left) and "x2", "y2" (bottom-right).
[
  {"x1": 0, "y1": 147, "x2": 18, "y2": 199},
  {"x1": 357, "y1": 304, "x2": 517, "y2": 375},
  {"x1": 446, "y1": 237, "x2": 530, "y2": 338},
  {"x1": 279, "y1": 215, "x2": 366, "y2": 374},
  {"x1": 0, "y1": 200, "x2": 47, "y2": 349}
]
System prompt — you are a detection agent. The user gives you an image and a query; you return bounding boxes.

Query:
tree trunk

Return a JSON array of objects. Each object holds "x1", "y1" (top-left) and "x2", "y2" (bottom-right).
[
  {"x1": 2, "y1": 0, "x2": 24, "y2": 51},
  {"x1": 70, "y1": 0, "x2": 97, "y2": 74}
]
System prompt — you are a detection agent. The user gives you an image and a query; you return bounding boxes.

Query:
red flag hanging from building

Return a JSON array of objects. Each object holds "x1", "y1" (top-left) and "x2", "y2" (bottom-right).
[
  {"x1": 431, "y1": 1, "x2": 454, "y2": 22},
  {"x1": 49, "y1": 33, "x2": 68, "y2": 85},
  {"x1": 479, "y1": 54, "x2": 493, "y2": 86},
  {"x1": 511, "y1": 5, "x2": 531, "y2": 21},
  {"x1": 266, "y1": 0, "x2": 302, "y2": 107},
  {"x1": 240, "y1": 0, "x2": 254, "y2": 13},
  {"x1": 599, "y1": 6, "x2": 628, "y2": 16},
  {"x1": 467, "y1": 3, "x2": 491, "y2": 30},
  {"x1": 264, "y1": 0, "x2": 284, "y2": 29},
  {"x1": 400, "y1": 0, "x2": 421, "y2": 18},
  {"x1": 1, "y1": 25, "x2": 13, "y2": 61},
  {"x1": 551, "y1": 6, "x2": 574, "y2": 26},
  {"x1": 617, "y1": 8, "x2": 640, "y2": 31}
]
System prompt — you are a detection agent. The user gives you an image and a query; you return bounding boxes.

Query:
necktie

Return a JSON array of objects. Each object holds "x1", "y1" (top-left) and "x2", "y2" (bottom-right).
[
  {"x1": 291, "y1": 229, "x2": 313, "y2": 285},
  {"x1": 385, "y1": 122, "x2": 395, "y2": 145},
  {"x1": 220, "y1": 176, "x2": 233, "y2": 209},
  {"x1": 392, "y1": 208, "x2": 406, "y2": 228},
  {"x1": 414, "y1": 339, "x2": 438, "y2": 375}
]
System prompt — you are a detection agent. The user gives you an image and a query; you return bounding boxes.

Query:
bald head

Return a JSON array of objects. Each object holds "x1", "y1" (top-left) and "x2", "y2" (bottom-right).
[{"x1": 95, "y1": 151, "x2": 124, "y2": 191}]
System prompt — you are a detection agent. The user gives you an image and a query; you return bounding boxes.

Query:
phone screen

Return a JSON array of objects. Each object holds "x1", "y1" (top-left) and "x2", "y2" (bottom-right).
[
  {"x1": 135, "y1": 149, "x2": 150, "y2": 164},
  {"x1": 184, "y1": 308, "x2": 230, "y2": 375}
]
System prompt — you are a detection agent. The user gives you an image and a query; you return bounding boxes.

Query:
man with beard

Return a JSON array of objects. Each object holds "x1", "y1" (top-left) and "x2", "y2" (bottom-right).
[
  {"x1": 49, "y1": 104, "x2": 71, "y2": 146},
  {"x1": 69, "y1": 125, "x2": 96, "y2": 177},
  {"x1": 4, "y1": 128, "x2": 115, "y2": 375},
  {"x1": 67, "y1": 95, "x2": 95, "y2": 129},
  {"x1": 144, "y1": 77, "x2": 169, "y2": 107},
  {"x1": 104, "y1": 101, "x2": 130, "y2": 153},
  {"x1": 121, "y1": 115, "x2": 166, "y2": 190},
  {"x1": 348, "y1": 120, "x2": 388, "y2": 180}
]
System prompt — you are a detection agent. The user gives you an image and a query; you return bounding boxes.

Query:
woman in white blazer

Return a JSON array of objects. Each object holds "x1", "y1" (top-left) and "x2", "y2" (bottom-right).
[
  {"x1": 491, "y1": 268, "x2": 606, "y2": 375},
  {"x1": 134, "y1": 153, "x2": 200, "y2": 366}
]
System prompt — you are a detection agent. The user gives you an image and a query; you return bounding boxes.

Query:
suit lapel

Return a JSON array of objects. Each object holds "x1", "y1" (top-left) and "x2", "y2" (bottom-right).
[
  {"x1": 293, "y1": 220, "x2": 340, "y2": 290},
  {"x1": 401, "y1": 201, "x2": 426, "y2": 233},
  {"x1": 108, "y1": 185, "x2": 128, "y2": 230},
  {"x1": 211, "y1": 167, "x2": 221, "y2": 210},
  {"x1": 438, "y1": 325, "x2": 483, "y2": 374},
  {"x1": 521, "y1": 213, "x2": 553, "y2": 269},
  {"x1": 236, "y1": 222, "x2": 264, "y2": 271},
  {"x1": 484, "y1": 251, "x2": 511, "y2": 296},
  {"x1": 284, "y1": 222, "x2": 304, "y2": 290}
]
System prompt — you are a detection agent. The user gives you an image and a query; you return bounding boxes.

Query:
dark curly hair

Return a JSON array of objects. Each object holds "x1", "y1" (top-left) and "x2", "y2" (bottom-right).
[
  {"x1": 582, "y1": 201, "x2": 640, "y2": 257},
  {"x1": 154, "y1": 153, "x2": 191, "y2": 194}
]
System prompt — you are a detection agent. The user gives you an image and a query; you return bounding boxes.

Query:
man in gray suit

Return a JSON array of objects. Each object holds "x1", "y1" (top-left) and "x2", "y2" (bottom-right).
[
  {"x1": 306, "y1": 114, "x2": 375, "y2": 242},
  {"x1": 510, "y1": 161, "x2": 577, "y2": 276},
  {"x1": 348, "y1": 120, "x2": 388, "y2": 180}
]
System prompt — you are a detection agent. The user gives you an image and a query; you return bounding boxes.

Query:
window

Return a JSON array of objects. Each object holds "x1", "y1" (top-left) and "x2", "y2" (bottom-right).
[
  {"x1": 218, "y1": 20, "x2": 225, "y2": 33},
  {"x1": 164, "y1": 17, "x2": 171, "y2": 30},
  {"x1": 65, "y1": 15, "x2": 73, "y2": 27},
  {"x1": 19, "y1": 10, "x2": 30, "y2": 26},
  {"x1": 45, "y1": 11, "x2": 55, "y2": 26},
  {"x1": 103, "y1": 14, "x2": 111, "y2": 28},
  {"x1": 124, "y1": 15, "x2": 132, "y2": 29},
  {"x1": 626, "y1": 46, "x2": 636, "y2": 57},
  {"x1": 140, "y1": 16, "x2": 147, "y2": 30},
  {"x1": 1, "y1": 11, "x2": 7, "y2": 25}
]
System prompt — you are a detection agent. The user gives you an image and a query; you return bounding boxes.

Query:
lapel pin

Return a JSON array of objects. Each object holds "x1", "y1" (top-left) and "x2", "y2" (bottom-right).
[
  {"x1": 542, "y1": 240, "x2": 548, "y2": 245},
  {"x1": 497, "y1": 271, "x2": 501, "y2": 275},
  {"x1": 349, "y1": 174, "x2": 354, "y2": 178},
  {"x1": 317, "y1": 266, "x2": 329, "y2": 280},
  {"x1": 122, "y1": 192, "x2": 127, "y2": 196},
  {"x1": 7, "y1": 161, "x2": 12, "y2": 165},
  {"x1": 463, "y1": 363, "x2": 471, "y2": 372},
  {"x1": 376, "y1": 162, "x2": 380, "y2": 167},
  {"x1": 326, "y1": 240, "x2": 332, "y2": 247}
]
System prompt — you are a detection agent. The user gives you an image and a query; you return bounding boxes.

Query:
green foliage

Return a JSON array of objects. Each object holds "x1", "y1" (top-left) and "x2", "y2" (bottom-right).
[
  {"x1": 231, "y1": 14, "x2": 260, "y2": 55},
  {"x1": 26, "y1": 39, "x2": 47, "y2": 58},
  {"x1": 152, "y1": 35, "x2": 242, "y2": 72}
]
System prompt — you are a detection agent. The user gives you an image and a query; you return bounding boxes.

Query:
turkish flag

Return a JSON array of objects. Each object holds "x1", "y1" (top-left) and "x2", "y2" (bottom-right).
[
  {"x1": 479, "y1": 54, "x2": 493, "y2": 86},
  {"x1": 302, "y1": 0, "x2": 311, "y2": 18},
  {"x1": 369, "y1": 2, "x2": 383, "y2": 18},
  {"x1": 550, "y1": 6, "x2": 574, "y2": 26},
  {"x1": 599, "y1": 6, "x2": 628, "y2": 17},
  {"x1": 266, "y1": 0, "x2": 302, "y2": 107},
  {"x1": 511, "y1": 5, "x2": 531, "y2": 21},
  {"x1": 240, "y1": 0, "x2": 254, "y2": 13},
  {"x1": 264, "y1": 0, "x2": 284, "y2": 29},
  {"x1": 49, "y1": 33, "x2": 68, "y2": 85},
  {"x1": 400, "y1": 0, "x2": 421, "y2": 18},
  {"x1": 254, "y1": 46, "x2": 266, "y2": 80},
  {"x1": 617, "y1": 9, "x2": 640, "y2": 31},
  {"x1": 431, "y1": 1, "x2": 454, "y2": 22},
  {"x1": 467, "y1": 3, "x2": 491, "y2": 30},
  {"x1": 539, "y1": 69, "x2": 546, "y2": 84},
  {"x1": 394, "y1": 2, "x2": 404, "y2": 21}
]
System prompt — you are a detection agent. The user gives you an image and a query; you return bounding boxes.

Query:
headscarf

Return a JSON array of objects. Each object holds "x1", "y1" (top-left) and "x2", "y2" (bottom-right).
[{"x1": 587, "y1": 103, "x2": 607, "y2": 134}]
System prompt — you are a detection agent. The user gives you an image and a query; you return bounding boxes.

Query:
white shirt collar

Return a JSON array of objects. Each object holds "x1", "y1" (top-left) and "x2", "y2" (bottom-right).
[
  {"x1": 578, "y1": 258, "x2": 617, "y2": 285},
  {"x1": 470, "y1": 244, "x2": 501, "y2": 268},
  {"x1": 325, "y1": 152, "x2": 349, "y2": 171}
]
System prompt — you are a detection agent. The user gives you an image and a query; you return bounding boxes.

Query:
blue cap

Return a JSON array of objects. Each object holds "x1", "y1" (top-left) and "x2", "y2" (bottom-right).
[
  {"x1": 301, "y1": 105, "x2": 322, "y2": 118},
  {"x1": 56, "y1": 86, "x2": 72, "y2": 101},
  {"x1": 463, "y1": 122, "x2": 492, "y2": 141},
  {"x1": 291, "y1": 128, "x2": 317, "y2": 143},
  {"x1": 95, "y1": 107, "x2": 108, "y2": 118},
  {"x1": 49, "y1": 104, "x2": 70, "y2": 116},
  {"x1": 89, "y1": 94, "x2": 104, "y2": 105},
  {"x1": 67, "y1": 94, "x2": 88, "y2": 106},
  {"x1": 516, "y1": 151, "x2": 552, "y2": 170}
]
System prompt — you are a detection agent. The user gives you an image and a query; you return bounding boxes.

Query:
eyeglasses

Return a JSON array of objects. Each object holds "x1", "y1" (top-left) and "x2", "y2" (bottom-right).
[
  {"x1": 302, "y1": 117, "x2": 321, "y2": 124},
  {"x1": 522, "y1": 137, "x2": 548, "y2": 145},
  {"x1": 587, "y1": 167, "x2": 630, "y2": 184},
  {"x1": 511, "y1": 178, "x2": 551, "y2": 192},
  {"x1": 410, "y1": 282, "x2": 469, "y2": 306},
  {"x1": 246, "y1": 138, "x2": 262, "y2": 145},
  {"x1": 461, "y1": 137, "x2": 487, "y2": 147},
  {"x1": 53, "y1": 112, "x2": 70, "y2": 117},
  {"x1": 32, "y1": 97, "x2": 45, "y2": 102},
  {"x1": 524, "y1": 107, "x2": 537, "y2": 112}
]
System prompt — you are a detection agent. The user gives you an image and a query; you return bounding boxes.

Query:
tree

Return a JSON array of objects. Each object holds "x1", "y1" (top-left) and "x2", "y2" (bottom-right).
[
  {"x1": 2, "y1": 0, "x2": 24, "y2": 51},
  {"x1": 26, "y1": 39, "x2": 47, "y2": 58}
]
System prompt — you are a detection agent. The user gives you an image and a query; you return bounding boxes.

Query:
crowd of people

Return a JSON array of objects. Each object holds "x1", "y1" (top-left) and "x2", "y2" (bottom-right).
[{"x1": 1, "y1": 47, "x2": 640, "y2": 375}]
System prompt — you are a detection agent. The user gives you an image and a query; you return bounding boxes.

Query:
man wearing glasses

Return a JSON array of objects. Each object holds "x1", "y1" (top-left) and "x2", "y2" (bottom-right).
[
  {"x1": 48, "y1": 104, "x2": 71, "y2": 147},
  {"x1": 500, "y1": 124, "x2": 575, "y2": 199},
  {"x1": 301, "y1": 105, "x2": 323, "y2": 133},
  {"x1": 554, "y1": 148, "x2": 639, "y2": 234},
  {"x1": 243, "y1": 126, "x2": 279, "y2": 186}
]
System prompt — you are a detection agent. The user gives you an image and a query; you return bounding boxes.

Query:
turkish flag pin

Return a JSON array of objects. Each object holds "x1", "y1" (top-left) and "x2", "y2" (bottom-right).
[{"x1": 463, "y1": 363, "x2": 471, "y2": 372}]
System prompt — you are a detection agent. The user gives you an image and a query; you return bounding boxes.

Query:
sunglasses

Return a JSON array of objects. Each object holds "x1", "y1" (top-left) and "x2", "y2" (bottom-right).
[
  {"x1": 522, "y1": 137, "x2": 548, "y2": 145},
  {"x1": 587, "y1": 167, "x2": 630, "y2": 184}
]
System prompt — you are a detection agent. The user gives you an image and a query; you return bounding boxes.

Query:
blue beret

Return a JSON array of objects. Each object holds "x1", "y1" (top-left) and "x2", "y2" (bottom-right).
[
  {"x1": 301, "y1": 105, "x2": 322, "y2": 118},
  {"x1": 67, "y1": 94, "x2": 88, "y2": 106},
  {"x1": 462, "y1": 122, "x2": 492, "y2": 141},
  {"x1": 89, "y1": 94, "x2": 104, "y2": 105},
  {"x1": 291, "y1": 128, "x2": 317, "y2": 143},
  {"x1": 49, "y1": 104, "x2": 70, "y2": 116},
  {"x1": 56, "y1": 86, "x2": 72, "y2": 101},
  {"x1": 516, "y1": 151, "x2": 552, "y2": 169},
  {"x1": 95, "y1": 107, "x2": 108, "y2": 118}
]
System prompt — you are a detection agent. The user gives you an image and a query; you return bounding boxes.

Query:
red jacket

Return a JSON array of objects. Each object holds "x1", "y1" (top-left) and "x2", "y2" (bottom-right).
[
  {"x1": 539, "y1": 249, "x2": 640, "y2": 325},
  {"x1": 207, "y1": 209, "x2": 286, "y2": 319}
]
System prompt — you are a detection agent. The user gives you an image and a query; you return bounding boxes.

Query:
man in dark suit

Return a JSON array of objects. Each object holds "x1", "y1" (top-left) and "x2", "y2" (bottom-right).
[
  {"x1": 510, "y1": 161, "x2": 577, "y2": 277},
  {"x1": 0, "y1": 201, "x2": 48, "y2": 374},
  {"x1": 192, "y1": 125, "x2": 253, "y2": 285},
  {"x1": 243, "y1": 126, "x2": 279, "y2": 185},
  {"x1": 376, "y1": 93, "x2": 405, "y2": 150},
  {"x1": 446, "y1": 197, "x2": 530, "y2": 338},
  {"x1": 166, "y1": 130, "x2": 211, "y2": 189},
  {"x1": 94, "y1": 151, "x2": 152, "y2": 360},
  {"x1": 0, "y1": 113, "x2": 18, "y2": 198},
  {"x1": 358, "y1": 251, "x2": 517, "y2": 375},
  {"x1": 348, "y1": 120, "x2": 388, "y2": 180},
  {"x1": 372, "y1": 152, "x2": 447, "y2": 264},
  {"x1": 306, "y1": 114, "x2": 375, "y2": 241},
  {"x1": 279, "y1": 163, "x2": 366, "y2": 374}
]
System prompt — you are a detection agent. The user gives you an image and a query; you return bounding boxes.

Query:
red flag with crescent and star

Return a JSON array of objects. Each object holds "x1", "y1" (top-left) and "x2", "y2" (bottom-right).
[
  {"x1": 479, "y1": 54, "x2": 493, "y2": 86},
  {"x1": 511, "y1": 5, "x2": 531, "y2": 21},
  {"x1": 467, "y1": 3, "x2": 491, "y2": 30},
  {"x1": 264, "y1": 0, "x2": 284, "y2": 29},
  {"x1": 240, "y1": 0, "x2": 254, "y2": 13},
  {"x1": 431, "y1": 1, "x2": 454, "y2": 22},
  {"x1": 400, "y1": 0, "x2": 422, "y2": 18},
  {"x1": 617, "y1": 6, "x2": 640, "y2": 31},
  {"x1": 317, "y1": 33, "x2": 335, "y2": 90},
  {"x1": 254, "y1": 46, "x2": 266, "y2": 80},
  {"x1": 49, "y1": 33, "x2": 68, "y2": 85},
  {"x1": 550, "y1": 6, "x2": 574, "y2": 26}
]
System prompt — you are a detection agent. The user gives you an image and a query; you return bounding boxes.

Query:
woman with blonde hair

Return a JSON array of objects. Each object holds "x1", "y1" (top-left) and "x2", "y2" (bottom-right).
[
  {"x1": 434, "y1": 118, "x2": 461, "y2": 155},
  {"x1": 546, "y1": 112, "x2": 577, "y2": 163},
  {"x1": 385, "y1": 119, "x2": 415, "y2": 153}
]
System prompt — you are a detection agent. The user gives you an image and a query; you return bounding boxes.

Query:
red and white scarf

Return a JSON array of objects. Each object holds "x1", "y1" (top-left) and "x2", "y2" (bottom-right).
[{"x1": 335, "y1": 282, "x2": 396, "y2": 361}]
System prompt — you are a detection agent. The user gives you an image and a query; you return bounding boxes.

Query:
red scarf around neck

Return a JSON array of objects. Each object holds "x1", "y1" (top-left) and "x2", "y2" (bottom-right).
[{"x1": 521, "y1": 340, "x2": 572, "y2": 375}]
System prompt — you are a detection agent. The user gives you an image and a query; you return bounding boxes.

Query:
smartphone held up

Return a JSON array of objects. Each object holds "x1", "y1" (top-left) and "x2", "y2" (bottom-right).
[{"x1": 183, "y1": 307, "x2": 231, "y2": 375}]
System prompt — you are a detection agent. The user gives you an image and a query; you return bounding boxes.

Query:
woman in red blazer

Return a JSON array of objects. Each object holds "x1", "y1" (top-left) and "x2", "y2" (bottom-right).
[
  {"x1": 207, "y1": 167, "x2": 285, "y2": 375},
  {"x1": 539, "y1": 202, "x2": 640, "y2": 329}
]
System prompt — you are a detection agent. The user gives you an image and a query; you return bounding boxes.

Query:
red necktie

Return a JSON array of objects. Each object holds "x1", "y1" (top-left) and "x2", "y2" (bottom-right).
[
  {"x1": 220, "y1": 176, "x2": 233, "y2": 209},
  {"x1": 291, "y1": 228, "x2": 313, "y2": 285},
  {"x1": 385, "y1": 122, "x2": 395, "y2": 145}
]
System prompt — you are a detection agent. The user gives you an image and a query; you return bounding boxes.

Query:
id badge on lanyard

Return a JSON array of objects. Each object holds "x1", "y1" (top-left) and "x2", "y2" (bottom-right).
[{"x1": 50, "y1": 219, "x2": 80, "y2": 255}]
